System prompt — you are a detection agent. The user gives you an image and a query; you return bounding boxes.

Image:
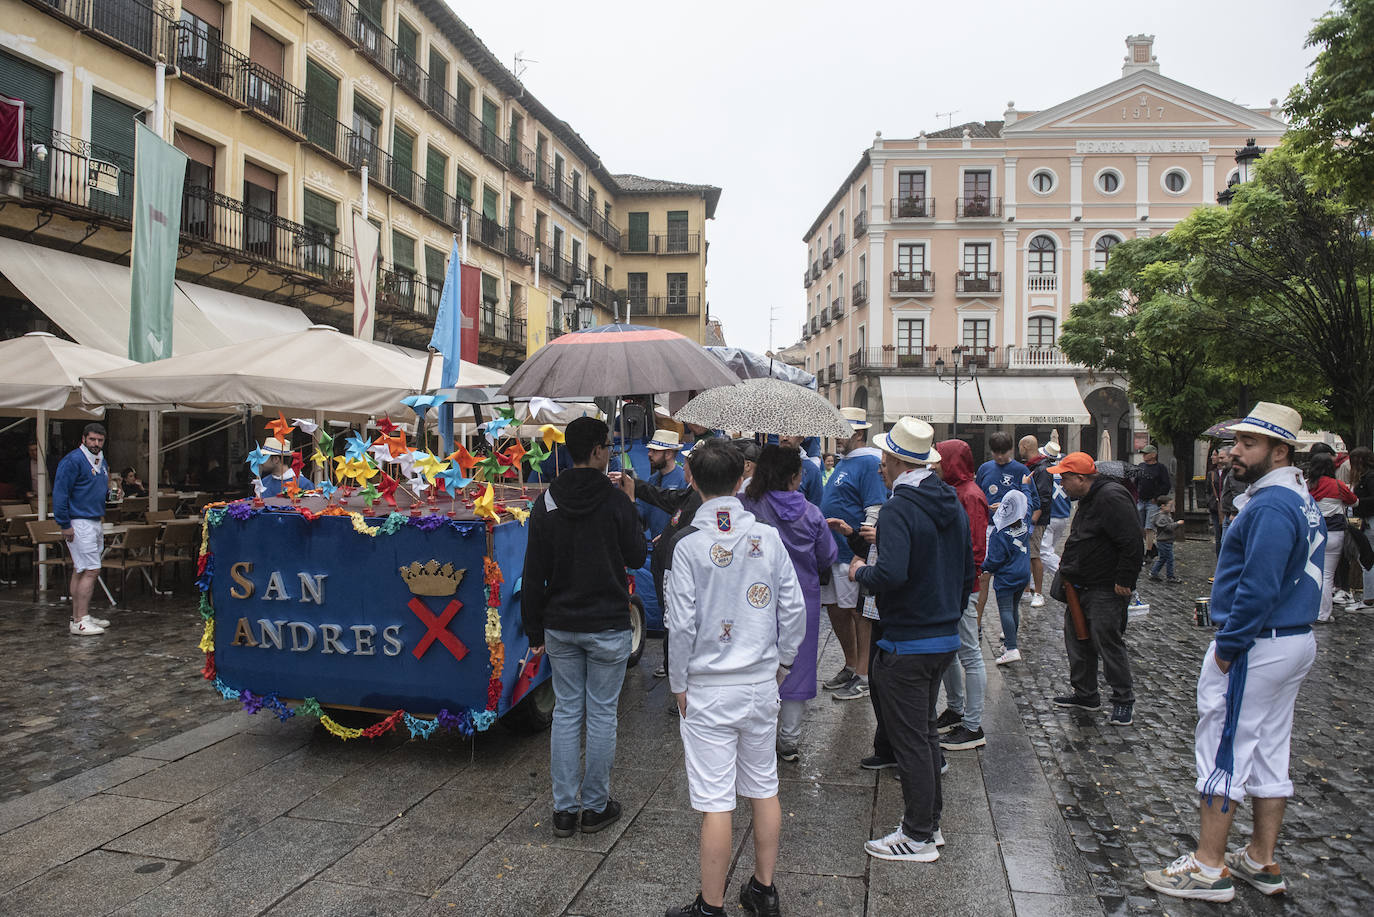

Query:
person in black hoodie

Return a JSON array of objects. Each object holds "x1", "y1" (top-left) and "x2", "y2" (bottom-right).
[
  {"x1": 850, "y1": 417, "x2": 974, "y2": 864},
  {"x1": 522, "y1": 416, "x2": 647, "y2": 839}
]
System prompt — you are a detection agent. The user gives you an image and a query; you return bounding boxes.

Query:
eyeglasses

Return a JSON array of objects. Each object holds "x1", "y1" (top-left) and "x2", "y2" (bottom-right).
[{"x1": 600, "y1": 442, "x2": 614, "y2": 449}]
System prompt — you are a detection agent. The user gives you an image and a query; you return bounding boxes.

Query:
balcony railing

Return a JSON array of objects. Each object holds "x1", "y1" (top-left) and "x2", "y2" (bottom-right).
[
  {"x1": 626, "y1": 293, "x2": 701, "y2": 317},
  {"x1": 848, "y1": 346, "x2": 1007, "y2": 372},
  {"x1": 808, "y1": 316, "x2": 819, "y2": 335},
  {"x1": 505, "y1": 225, "x2": 535, "y2": 264},
  {"x1": 479, "y1": 307, "x2": 526, "y2": 348},
  {"x1": 1009, "y1": 347, "x2": 1077, "y2": 369},
  {"x1": 854, "y1": 212, "x2": 867, "y2": 237},
  {"x1": 470, "y1": 213, "x2": 507, "y2": 256},
  {"x1": 543, "y1": 252, "x2": 574, "y2": 285},
  {"x1": 620, "y1": 232, "x2": 700, "y2": 255},
  {"x1": 392, "y1": 48, "x2": 425, "y2": 99},
  {"x1": 507, "y1": 140, "x2": 535, "y2": 180},
  {"x1": 343, "y1": 131, "x2": 394, "y2": 191},
  {"x1": 17, "y1": 130, "x2": 136, "y2": 221},
  {"x1": 955, "y1": 271, "x2": 1002, "y2": 294},
  {"x1": 831, "y1": 296, "x2": 845, "y2": 318},
  {"x1": 819, "y1": 306, "x2": 832, "y2": 327},
  {"x1": 379, "y1": 268, "x2": 426, "y2": 316},
  {"x1": 1026, "y1": 272, "x2": 1059, "y2": 292},
  {"x1": 801, "y1": 321, "x2": 810, "y2": 341},
  {"x1": 803, "y1": 270, "x2": 813, "y2": 289},
  {"x1": 30, "y1": 0, "x2": 179, "y2": 67},
  {"x1": 810, "y1": 260, "x2": 820, "y2": 279},
  {"x1": 816, "y1": 366, "x2": 827, "y2": 385},
  {"x1": 832, "y1": 235, "x2": 845, "y2": 257},
  {"x1": 590, "y1": 211, "x2": 621, "y2": 248},
  {"x1": 822, "y1": 249, "x2": 833, "y2": 269},
  {"x1": 829, "y1": 362, "x2": 841, "y2": 383},
  {"x1": 852, "y1": 280, "x2": 867, "y2": 306},
  {"x1": 586, "y1": 277, "x2": 613, "y2": 308},
  {"x1": 891, "y1": 196, "x2": 934, "y2": 219},
  {"x1": 956, "y1": 196, "x2": 1002, "y2": 218},
  {"x1": 890, "y1": 271, "x2": 935, "y2": 294}
]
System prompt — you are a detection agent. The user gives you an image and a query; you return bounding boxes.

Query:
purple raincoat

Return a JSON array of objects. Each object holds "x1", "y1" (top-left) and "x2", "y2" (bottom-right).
[{"x1": 739, "y1": 488, "x2": 837, "y2": 700}]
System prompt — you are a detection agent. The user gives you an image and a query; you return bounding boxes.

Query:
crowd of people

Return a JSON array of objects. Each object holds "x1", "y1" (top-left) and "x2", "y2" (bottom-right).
[{"x1": 511, "y1": 398, "x2": 1350, "y2": 915}]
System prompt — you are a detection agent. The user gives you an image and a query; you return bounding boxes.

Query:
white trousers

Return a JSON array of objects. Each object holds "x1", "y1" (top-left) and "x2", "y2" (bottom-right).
[
  {"x1": 1319, "y1": 530, "x2": 1344, "y2": 621},
  {"x1": 1040, "y1": 516, "x2": 1069, "y2": 582}
]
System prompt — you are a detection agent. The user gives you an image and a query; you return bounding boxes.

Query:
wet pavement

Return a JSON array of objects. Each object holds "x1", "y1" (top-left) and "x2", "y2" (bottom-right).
[{"x1": 999, "y1": 535, "x2": 1373, "y2": 916}]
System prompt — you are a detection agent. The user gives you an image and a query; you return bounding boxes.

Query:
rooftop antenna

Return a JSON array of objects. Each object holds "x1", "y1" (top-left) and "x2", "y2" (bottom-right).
[
  {"x1": 935, "y1": 110, "x2": 960, "y2": 129},
  {"x1": 513, "y1": 52, "x2": 537, "y2": 81}
]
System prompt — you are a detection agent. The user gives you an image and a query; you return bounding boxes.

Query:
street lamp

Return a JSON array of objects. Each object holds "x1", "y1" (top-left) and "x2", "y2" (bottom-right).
[
  {"x1": 934, "y1": 346, "x2": 977, "y2": 438},
  {"x1": 1217, "y1": 137, "x2": 1266, "y2": 206},
  {"x1": 561, "y1": 279, "x2": 593, "y2": 332}
]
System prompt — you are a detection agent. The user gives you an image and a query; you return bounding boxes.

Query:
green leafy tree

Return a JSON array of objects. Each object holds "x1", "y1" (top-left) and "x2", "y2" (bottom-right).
[{"x1": 1285, "y1": 0, "x2": 1374, "y2": 204}]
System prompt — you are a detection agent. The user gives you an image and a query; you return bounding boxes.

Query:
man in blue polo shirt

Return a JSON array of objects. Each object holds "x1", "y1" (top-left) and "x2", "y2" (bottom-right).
[
  {"x1": 639, "y1": 429, "x2": 688, "y2": 541},
  {"x1": 780, "y1": 433, "x2": 824, "y2": 507},
  {"x1": 820, "y1": 407, "x2": 888, "y2": 700},
  {"x1": 53, "y1": 423, "x2": 113, "y2": 636}
]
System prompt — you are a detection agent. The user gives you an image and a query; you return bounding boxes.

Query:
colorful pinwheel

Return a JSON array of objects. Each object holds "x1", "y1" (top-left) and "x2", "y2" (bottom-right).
[
  {"x1": 539, "y1": 424, "x2": 565, "y2": 449},
  {"x1": 473, "y1": 483, "x2": 498, "y2": 521},
  {"x1": 246, "y1": 444, "x2": 268, "y2": 476},
  {"x1": 265, "y1": 411, "x2": 292, "y2": 442}
]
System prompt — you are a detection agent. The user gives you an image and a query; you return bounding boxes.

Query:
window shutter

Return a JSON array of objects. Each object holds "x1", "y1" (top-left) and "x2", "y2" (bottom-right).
[
  {"x1": 305, "y1": 61, "x2": 338, "y2": 121},
  {"x1": 357, "y1": 0, "x2": 383, "y2": 26},
  {"x1": 454, "y1": 169, "x2": 473, "y2": 203},
  {"x1": 425, "y1": 245, "x2": 446, "y2": 283},
  {"x1": 0, "y1": 51, "x2": 56, "y2": 143},
  {"x1": 481, "y1": 273, "x2": 498, "y2": 306},
  {"x1": 628, "y1": 212, "x2": 648, "y2": 251},
  {"x1": 397, "y1": 20, "x2": 418, "y2": 60},
  {"x1": 482, "y1": 187, "x2": 498, "y2": 220},
  {"x1": 392, "y1": 128, "x2": 414, "y2": 172},
  {"x1": 392, "y1": 231, "x2": 415, "y2": 273},
  {"x1": 248, "y1": 26, "x2": 284, "y2": 77},
  {"x1": 90, "y1": 91, "x2": 140, "y2": 167},
  {"x1": 426, "y1": 148, "x2": 446, "y2": 189},
  {"x1": 302, "y1": 189, "x2": 337, "y2": 233}
]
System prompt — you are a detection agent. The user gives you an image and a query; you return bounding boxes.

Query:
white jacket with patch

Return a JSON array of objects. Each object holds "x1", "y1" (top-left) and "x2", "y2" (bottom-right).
[{"x1": 664, "y1": 496, "x2": 806, "y2": 693}]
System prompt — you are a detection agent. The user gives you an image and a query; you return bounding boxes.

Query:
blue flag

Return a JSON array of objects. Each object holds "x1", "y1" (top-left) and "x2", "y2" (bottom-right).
[{"x1": 429, "y1": 238, "x2": 462, "y2": 452}]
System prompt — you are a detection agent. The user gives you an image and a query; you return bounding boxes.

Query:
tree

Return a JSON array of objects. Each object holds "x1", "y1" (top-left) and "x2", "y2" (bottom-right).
[
  {"x1": 1172, "y1": 147, "x2": 1374, "y2": 448},
  {"x1": 1284, "y1": 0, "x2": 1374, "y2": 204},
  {"x1": 1060, "y1": 234, "x2": 1232, "y2": 504}
]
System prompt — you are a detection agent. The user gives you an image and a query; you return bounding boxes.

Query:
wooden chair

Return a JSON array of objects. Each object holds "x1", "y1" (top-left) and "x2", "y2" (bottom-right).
[
  {"x1": 101, "y1": 524, "x2": 159, "y2": 600},
  {"x1": 25, "y1": 520, "x2": 70, "y2": 600},
  {"x1": 2, "y1": 504, "x2": 33, "y2": 519},
  {"x1": 118, "y1": 496, "x2": 148, "y2": 519},
  {"x1": 156, "y1": 520, "x2": 201, "y2": 590},
  {"x1": 0, "y1": 517, "x2": 35, "y2": 586},
  {"x1": 144, "y1": 510, "x2": 175, "y2": 524}
]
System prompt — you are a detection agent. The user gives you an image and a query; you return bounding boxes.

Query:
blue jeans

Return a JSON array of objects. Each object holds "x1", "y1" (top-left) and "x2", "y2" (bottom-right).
[
  {"x1": 545, "y1": 627, "x2": 632, "y2": 813},
  {"x1": 1151, "y1": 542, "x2": 1175, "y2": 578},
  {"x1": 940, "y1": 595, "x2": 985, "y2": 730},
  {"x1": 997, "y1": 587, "x2": 1025, "y2": 651}
]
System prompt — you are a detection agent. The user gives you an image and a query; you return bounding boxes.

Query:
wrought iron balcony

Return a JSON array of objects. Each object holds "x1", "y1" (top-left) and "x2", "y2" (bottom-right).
[
  {"x1": 832, "y1": 235, "x2": 845, "y2": 257},
  {"x1": 585, "y1": 277, "x2": 612, "y2": 307},
  {"x1": 801, "y1": 321, "x2": 810, "y2": 341},
  {"x1": 819, "y1": 306, "x2": 832, "y2": 327},
  {"x1": 955, "y1": 271, "x2": 1002, "y2": 294},
  {"x1": 16, "y1": 129, "x2": 136, "y2": 222},
  {"x1": 470, "y1": 213, "x2": 508, "y2": 256},
  {"x1": 829, "y1": 362, "x2": 841, "y2": 383},
  {"x1": 627, "y1": 293, "x2": 701, "y2": 317},
  {"x1": 851, "y1": 280, "x2": 867, "y2": 306},
  {"x1": 822, "y1": 249, "x2": 833, "y2": 269},
  {"x1": 542, "y1": 251, "x2": 574, "y2": 285},
  {"x1": 507, "y1": 140, "x2": 535, "y2": 181},
  {"x1": 803, "y1": 270, "x2": 813, "y2": 289},
  {"x1": 172, "y1": 23, "x2": 306, "y2": 137},
  {"x1": 505, "y1": 225, "x2": 535, "y2": 264},
  {"x1": 831, "y1": 296, "x2": 845, "y2": 318},
  {"x1": 379, "y1": 267, "x2": 426, "y2": 316},
  {"x1": 808, "y1": 316, "x2": 819, "y2": 335},
  {"x1": 620, "y1": 232, "x2": 700, "y2": 255},
  {"x1": 816, "y1": 366, "x2": 827, "y2": 385},
  {"x1": 891, "y1": 196, "x2": 934, "y2": 219},
  {"x1": 956, "y1": 196, "x2": 1002, "y2": 218},
  {"x1": 479, "y1": 307, "x2": 526, "y2": 348},
  {"x1": 848, "y1": 346, "x2": 1008, "y2": 373},
  {"x1": 890, "y1": 271, "x2": 935, "y2": 295},
  {"x1": 590, "y1": 211, "x2": 621, "y2": 248},
  {"x1": 343, "y1": 132, "x2": 394, "y2": 192},
  {"x1": 854, "y1": 212, "x2": 867, "y2": 237},
  {"x1": 392, "y1": 48, "x2": 425, "y2": 100},
  {"x1": 35, "y1": 0, "x2": 181, "y2": 65}
]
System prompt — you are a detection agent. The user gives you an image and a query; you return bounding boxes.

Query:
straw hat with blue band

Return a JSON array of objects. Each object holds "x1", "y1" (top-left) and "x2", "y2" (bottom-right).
[
  {"x1": 840, "y1": 406, "x2": 871, "y2": 431},
  {"x1": 262, "y1": 436, "x2": 292, "y2": 456},
  {"x1": 875, "y1": 417, "x2": 941, "y2": 466},
  {"x1": 1226, "y1": 402, "x2": 1302, "y2": 443},
  {"x1": 646, "y1": 429, "x2": 688, "y2": 451}
]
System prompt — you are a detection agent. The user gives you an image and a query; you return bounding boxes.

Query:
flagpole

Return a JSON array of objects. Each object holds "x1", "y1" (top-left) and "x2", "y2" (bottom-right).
[
  {"x1": 361, "y1": 161, "x2": 369, "y2": 221},
  {"x1": 460, "y1": 212, "x2": 469, "y2": 263},
  {"x1": 533, "y1": 249, "x2": 540, "y2": 290},
  {"x1": 153, "y1": 58, "x2": 166, "y2": 140}
]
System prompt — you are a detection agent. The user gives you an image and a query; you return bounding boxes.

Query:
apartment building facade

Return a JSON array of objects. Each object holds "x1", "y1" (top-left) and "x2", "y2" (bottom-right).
[
  {"x1": 0, "y1": 0, "x2": 720, "y2": 375},
  {"x1": 800, "y1": 35, "x2": 1285, "y2": 459}
]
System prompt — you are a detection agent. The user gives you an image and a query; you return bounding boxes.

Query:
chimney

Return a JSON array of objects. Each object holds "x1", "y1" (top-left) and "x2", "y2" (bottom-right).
[{"x1": 1122, "y1": 34, "x2": 1159, "y2": 77}]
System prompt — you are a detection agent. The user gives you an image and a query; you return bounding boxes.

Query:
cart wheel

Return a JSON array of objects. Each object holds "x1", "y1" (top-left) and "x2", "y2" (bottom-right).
[
  {"x1": 502, "y1": 679, "x2": 555, "y2": 733},
  {"x1": 627, "y1": 595, "x2": 645, "y2": 669}
]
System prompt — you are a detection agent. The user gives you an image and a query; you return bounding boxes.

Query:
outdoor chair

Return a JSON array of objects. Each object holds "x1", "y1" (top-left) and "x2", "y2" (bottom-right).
[
  {"x1": 117, "y1": 496, "x2": 148, "y2": 520},
  {"x1": 156, "y1": 520, "x2": 201, "y2": 591},
  {"x1": 0, "y1": 517, "x2": 34, "y2": 586},
  {"x1": 2, "y1": 504, "x2": 33, "y2": 519},
  {"x1": 144, "y1": 510, "x2": 175, "y2": 524},
  {"x1": 25, "y1": 519, "x2": 70, "y2": 600},
  {"x1": 101, "y1": 524, "x2": 159, "y2": 601}
]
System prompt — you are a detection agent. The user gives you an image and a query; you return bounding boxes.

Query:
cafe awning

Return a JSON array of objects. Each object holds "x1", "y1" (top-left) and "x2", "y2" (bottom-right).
[{"x1": 879, "y1": 375, "x2": 1090, "y2": 425}]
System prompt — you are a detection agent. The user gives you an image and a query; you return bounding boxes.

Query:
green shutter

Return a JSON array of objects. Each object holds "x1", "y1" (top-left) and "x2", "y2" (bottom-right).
[
  {"x1": 302, "y1": 189, "x2": 337, "y2": 233},
  {"x1": 482, "y1": 98, "x2": 499, "y2": 134},
  {"x1": 628, "y1": 212, "x2": 649, "y2": 252},
  {"x1": 428, "y1": 52, "x2": 447, "y2": 87},
  {"x1": 396, "y1": 20, "x2": 418, "y2": 60},
  {"x1": 426, "y1": 148, "x2": 446, "y2": 188},
  {"x1": 90, "y1": 91, "x2": 139, "y2": 166},
  {"x1": 454, "y1": 168, "x2": 473, "y2": 203},
  {"x1": 454, "y1": 75, "x2": 472, "y2": 112},
  {"x1": 304, "y1": 60, "x2": 338, "y2": 152},
  {"x1": 353, "y1": 95, "x2": 381, "y2": 129},
  {"x1": 392, "y1": 128, "x2": 413, "y2": 172},
  {"x1": 482, "y1": 187, "x2": 498, "y2": 221},
  {"x1": 481, "y1": 273, "x2": 498, "y2": 306},
  {"x1": 357, "y1": 0, "x2": 383, "y2": 26},
  {"x1": 0, "y1": 50, "x2": 55, "y2": 141},
  {"x1": 391, "y1": 230, "x2": 415, "y2": 273},
  {"x1": 425, "y1": 245, "x2": 446, "y2": 283}
]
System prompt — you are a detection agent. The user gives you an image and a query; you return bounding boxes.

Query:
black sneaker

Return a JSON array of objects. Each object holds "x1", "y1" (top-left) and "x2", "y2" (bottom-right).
[
  {"x1": 940, "y1": 725, "x2": 986, "y2": 750},
  {"x1": 552, "y1": 810, "x2": 577, "y2": 838},
  {"x1": 860, "y1": 754, "x2": 897, "y2": 770},
  {"x1": 936, "y1": 708, "x2": 963, "y2": 733},
  {"x1": 777, "y1": 739, "x2": 800, "y2": 763},
  {"x1": 667, "y1": 893, "x2": 725, "y2": 917},
  {"x1": 1109, "y1": 703, "x2": 1134, "y2": 726},
  {"x1": 739, "y1": 876, "x2": 782, "y2": 916},
  {"x1": 821, "y1": 665, "x2": 855, "y2": 690},
  {"x1": 580, "y1": 799, "x2": 622, "y2": 834},
  {"x1": 1052, "y1": 694, "x2": 1101, "y2": 711}
]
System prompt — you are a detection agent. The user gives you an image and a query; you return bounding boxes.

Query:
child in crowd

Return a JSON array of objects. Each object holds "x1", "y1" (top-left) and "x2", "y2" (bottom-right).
[
  {"x1": 1149, "y1": 495, "x2": 1183, "y2": 583},
  {"x1": 663, "y1": 438, "x2": 806, "y2": 917},
  {"x1": 984, "y1": 490, "x2": 1031, "y2": 665}
]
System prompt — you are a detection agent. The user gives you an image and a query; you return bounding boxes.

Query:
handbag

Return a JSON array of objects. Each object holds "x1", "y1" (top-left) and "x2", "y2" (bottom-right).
[
  {"x1": 1346, "y1": 524, "x2": 1373, "y2": 571},
  {"x1": 1049, "y1": 571, "x2": 1067, "y2": 603}
]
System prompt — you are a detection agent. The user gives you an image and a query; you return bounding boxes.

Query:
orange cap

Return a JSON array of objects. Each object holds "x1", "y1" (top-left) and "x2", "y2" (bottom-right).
[{"x1": 1046, "y1": 451, "x2": 1096, "y2": 475}]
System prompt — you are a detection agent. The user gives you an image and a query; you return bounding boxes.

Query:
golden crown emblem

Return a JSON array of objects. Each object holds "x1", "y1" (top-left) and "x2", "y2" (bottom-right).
[{"x1": 399, "y1": 560, "x2": 466, "y2": 596}]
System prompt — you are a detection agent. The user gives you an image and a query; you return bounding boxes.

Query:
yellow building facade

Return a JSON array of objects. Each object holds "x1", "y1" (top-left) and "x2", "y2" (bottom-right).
[{"x1": 0, "y1": 0, "x2": 721, "y2": 370}]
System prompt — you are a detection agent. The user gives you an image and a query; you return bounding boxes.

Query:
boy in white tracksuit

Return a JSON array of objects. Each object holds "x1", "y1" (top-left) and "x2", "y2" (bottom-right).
[{"x1": 664, "y1": 438, "x2": 806, "y2": 917}]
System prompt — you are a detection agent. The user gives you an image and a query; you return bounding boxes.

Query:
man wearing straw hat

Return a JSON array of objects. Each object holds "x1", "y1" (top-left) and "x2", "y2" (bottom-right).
[
  {"x1": 640, "y1": 429, "x2": 688, "y2": 542},
  {"x1": 1144, "y1": 403, "x2": 1323, "y2": 902},
  {"x1": 850, "y1": 417, "x2": 974, "y2": 863},
  {"x1": 257, "y1": 436, "x2": 296, "y2": 498},
  {"x1": 820, "y1": 407, "x2": 888, "y2": 701}
]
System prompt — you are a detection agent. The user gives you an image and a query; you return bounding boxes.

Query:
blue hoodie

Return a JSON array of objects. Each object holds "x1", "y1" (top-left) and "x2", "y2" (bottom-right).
[
  {"x1": 855, "y1": 472, "x2": 974, "y2": 647},
  {"x1": 984, "y1": 520, "x2": 1032, "y2": 592},
  {"x1": 52, "y1": 447, "x2": 108, "y2": 527}
]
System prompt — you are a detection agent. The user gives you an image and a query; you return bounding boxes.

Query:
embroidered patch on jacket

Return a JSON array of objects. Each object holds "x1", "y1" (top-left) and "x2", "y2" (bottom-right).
[
  {"x1": 710, "y1": 544, "x2": 733, "y2": 567},
  {"x1": 670, "y1": 509, "x2": 681, "y2": 525},
  {"x1": 716, "y1": 510, "x2": 731, "y2": 532},
  {"x1": 747, "y1": 536, "x2": 763, "y2": 558},
  {"x1": 747, "y1": 583, "x2": 772, "y2": 608},
  {"x1": 718, "y1": 620, "x2": 733, "y2": 643}
]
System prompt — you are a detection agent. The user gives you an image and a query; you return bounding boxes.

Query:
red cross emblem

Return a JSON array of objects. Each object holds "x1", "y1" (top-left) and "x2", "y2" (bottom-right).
[{"x1": 407, "y1": 597, "x2": 468, "y2": 661}]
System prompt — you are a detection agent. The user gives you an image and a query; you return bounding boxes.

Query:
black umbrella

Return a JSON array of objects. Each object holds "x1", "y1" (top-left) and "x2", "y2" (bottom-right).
[{"x1": 498, "y1": 324, "x2": 740, "y2": 399}]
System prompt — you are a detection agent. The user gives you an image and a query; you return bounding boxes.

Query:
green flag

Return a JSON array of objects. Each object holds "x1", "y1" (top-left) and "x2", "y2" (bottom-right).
[{"x1": 129, "y1": 122, "x2": 186, "y2": 362}]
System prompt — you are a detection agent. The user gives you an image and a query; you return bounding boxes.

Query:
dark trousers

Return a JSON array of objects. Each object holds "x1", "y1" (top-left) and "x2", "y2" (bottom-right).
[
  {"x1": 871, "y1": 648, "x2": 956, "y2": 841},
  {"x1": 868, "y1": 620, "x2": 891, "y2": 759},
  {"x1": 1064, "y1": 587, "x2": 1134, "y2": 705}
]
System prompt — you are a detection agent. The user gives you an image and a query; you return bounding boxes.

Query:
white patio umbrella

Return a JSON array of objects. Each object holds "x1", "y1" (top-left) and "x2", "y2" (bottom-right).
[{"x1": 0, "y1": 332, "x2": 135, "y2": 588}]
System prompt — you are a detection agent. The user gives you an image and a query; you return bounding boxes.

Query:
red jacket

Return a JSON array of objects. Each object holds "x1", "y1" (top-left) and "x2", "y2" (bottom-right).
[{"x1": 937, "y1": 439, "x2": 989, "y2": 574}]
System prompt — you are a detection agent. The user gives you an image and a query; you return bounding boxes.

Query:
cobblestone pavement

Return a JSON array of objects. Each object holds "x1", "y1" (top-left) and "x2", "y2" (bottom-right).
[
  {"x1": 998, "y1": 535, "x2": 1373, "y2": 916},
  {"x1": 0, "y1": 586, "x2": 225, "y2": 802}
]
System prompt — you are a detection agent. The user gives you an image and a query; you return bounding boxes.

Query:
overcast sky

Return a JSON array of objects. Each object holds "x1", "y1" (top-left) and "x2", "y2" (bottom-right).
[{"x1": 455, "y1": 0, "x2": 1333, "y2": 354}]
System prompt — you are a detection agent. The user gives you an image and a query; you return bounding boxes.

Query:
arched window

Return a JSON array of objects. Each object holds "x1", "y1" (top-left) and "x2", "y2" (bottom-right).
[
  {"x1": 1028, "y1": 235, "x2": 1056, "y2": 273},
  {"x1": 1028, "y1": 316, "x2": 1056, "y2": 349},
  {"x1": 1093, "y1": 234, "x2": 1121, "y2": 271}
]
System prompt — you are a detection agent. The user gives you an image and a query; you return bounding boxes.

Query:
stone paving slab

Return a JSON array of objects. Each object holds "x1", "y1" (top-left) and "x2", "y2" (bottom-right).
[
  {"x1": 0, "y1": 752, "x2": 164, "y2": 835},
  {"x1": 417, "y1": 840, "x2": 603, "y2": 917},
  {"x1": 287, "y1": 746, "x2": 467, "y2": 828},
  {"x1": 3, "y1": 849, "x2": 180, "y2": 917},
  {"x1": 262, "y1": 879, "x2": 428, "y2": 917}
]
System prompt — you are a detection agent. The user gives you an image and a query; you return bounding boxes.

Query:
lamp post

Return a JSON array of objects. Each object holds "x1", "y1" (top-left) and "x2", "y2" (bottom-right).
[
  {"x1": 1216, "y1": 137, "x2": 1265, "y2": 206},
  {"x1": 934, "y1": 346, "x2": 977, "y2": 438},
  {"x1": 560, "y1": 278, "x2": 593, "y2": 332}
]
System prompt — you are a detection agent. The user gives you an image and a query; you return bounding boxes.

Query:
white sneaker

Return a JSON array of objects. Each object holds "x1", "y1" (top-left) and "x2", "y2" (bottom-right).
[
  {"x1": 69, "y1": 616, "x2": 105, "y2": 636},
  {"x1": 1333, "y1": 589, "x2": 1353, "y2": 606},
  {"x1": 89, "y1": 614, "x2": 111, "y2": 628},
  {"x1": 932, "y1": 828, "x2": 945, "y2": 847},
  {"x1": 1030, "y1": 593, "x2": 1045, "y2": 608},
  {"x1": 995, "y1": 648, "x2": 1022, "y2": 665},
  {"x1": 865, "y1": 826, "x2": 939, "y2": 862}
]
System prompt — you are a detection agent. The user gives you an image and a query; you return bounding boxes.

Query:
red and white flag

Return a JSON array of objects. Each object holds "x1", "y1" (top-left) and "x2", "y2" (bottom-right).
[{"x1": 0, "y1": 96, "x2": 25, "y2": 168}]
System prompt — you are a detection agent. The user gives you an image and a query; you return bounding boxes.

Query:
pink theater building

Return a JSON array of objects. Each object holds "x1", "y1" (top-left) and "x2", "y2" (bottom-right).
[{"x1": 800, "y1": 35, "x2": 1286, "y2": 460}]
